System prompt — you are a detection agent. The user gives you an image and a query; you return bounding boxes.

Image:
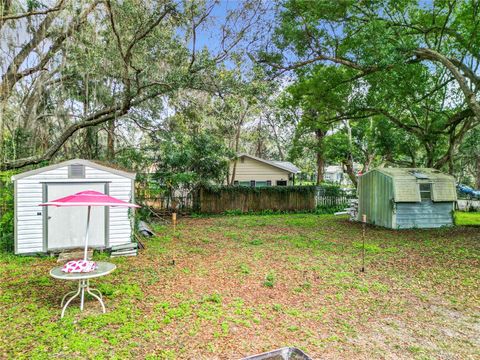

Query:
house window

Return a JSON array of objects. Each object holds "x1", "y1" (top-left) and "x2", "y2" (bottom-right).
[
  {"x1": 419, "y1": 183, "x2": 431, "y2": 201},
  {"x1": 69, "y1": 164, "x2": 85, "y2": 179},
  {"x1": 276, "y1": 180, "x2": 287, "y2": 186},
  {"x1": 266, "y1": 180, "x2": 272, "y2": 186},
  {"x1": 233, "y1": 181, "x2": 239, "y2": 186},
  {"x1": 250, "y1": 180, "x2": 256, "y2": 187}
]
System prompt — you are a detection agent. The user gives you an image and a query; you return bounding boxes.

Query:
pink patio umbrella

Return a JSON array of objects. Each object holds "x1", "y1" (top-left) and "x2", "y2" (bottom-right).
[{"x1": 40, "y1": 190, "x2": 140, "y2": 261}]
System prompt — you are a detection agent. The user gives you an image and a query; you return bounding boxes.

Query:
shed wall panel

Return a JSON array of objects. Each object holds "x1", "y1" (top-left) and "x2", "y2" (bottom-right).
[
  {"x1": 358, "y1": 171, "x2": 394, "y2": 228},
  {"x1": 15, "y1": 168, "x2": 68, "y2": 253},
  {"x1": 395, "y1": 202, "x2": 454, "y2": 229},
  {"x1": 15, "y1": 163, "x2": 134, "y2": 254}
]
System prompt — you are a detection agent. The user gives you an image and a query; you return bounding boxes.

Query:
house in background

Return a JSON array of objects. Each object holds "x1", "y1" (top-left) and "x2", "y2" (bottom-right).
[
  {"x1": 324, "y1": 164, "x2": 362, "y2": 187},
  {"x1": 229, "y1": 153, "x2": 300, "y2": 187}
]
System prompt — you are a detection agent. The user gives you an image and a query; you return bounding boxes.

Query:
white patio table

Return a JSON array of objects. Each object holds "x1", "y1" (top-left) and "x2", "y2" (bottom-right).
[{"x1": 50, "y1": 261, "x2": 116, "y2": 318}]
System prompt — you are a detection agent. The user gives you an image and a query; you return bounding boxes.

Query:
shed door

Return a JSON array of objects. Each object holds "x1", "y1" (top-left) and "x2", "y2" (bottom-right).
[{"x1": 46, "y1": 183, "x2": 107, "y2": 250}]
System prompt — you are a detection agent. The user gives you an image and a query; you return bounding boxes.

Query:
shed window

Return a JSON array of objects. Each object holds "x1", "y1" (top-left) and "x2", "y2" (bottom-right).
[
  {"x1": 250, "y1": 180, "x2": 256, "y2": 187},
  {"x1": 69, "y1": 164, "x2": 85, "y2": 179},
  {"x1": 233, "y1": 181, "x2": 239, "y2": 186},
  {"x1": 266, "y1": 180, "x2": 272, "y2": 186},
  {"x1": 276, "y1": 180, "x2": 287, "y2": 186},
  {"x1": 419, "y1": 183, "x2": 431, "y2": 201}
]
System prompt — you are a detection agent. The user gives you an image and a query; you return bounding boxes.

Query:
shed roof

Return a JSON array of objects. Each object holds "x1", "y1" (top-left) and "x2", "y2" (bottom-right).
[
  {"x1": 362, "y1": 167, "x2": 456, "y2": 202},
  {"x1": 12, "y1": 159, "x2": 136, "y2": 180},
  {"x1": 374, "y1": 168, "x2": 454, "y2": 182},
  {"x1": 237, "y1": 153, "x2": 301, "y2": 174}
]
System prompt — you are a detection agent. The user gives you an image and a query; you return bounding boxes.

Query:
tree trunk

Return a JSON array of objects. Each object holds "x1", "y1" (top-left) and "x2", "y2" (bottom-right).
[
  {"x1": 315, "y1": 129, "x2": 325, "y2": 185},
  {"x1": 363, "y1": 152, "x2": 375, "y2": 173},
  {"x1": 107, "y1": 119, "x2": 115, "y2": 160},
  {"x1": 82, "y1": 75, "x2": 94, "y2": 159},
  {"x1": 266, "y1": 113, "x2": 285, "y2": 160},
  {"x1": 229, "y1": 124, "x2": 242, "y2": 185},
  {"x1": 343, "y1": 161, "x2": 358, "y2": 187},
  {"x1": 254, "y1": 120, "x2": 263, "y2": 158},
  {"x1": 83, "y1": 127, "x2": 96, "y2": 159},
  {"x1": 229, "y1": 109, "x2": 247, "y2": 185},
  {"x1": 476, "y1": 155, "x2": 480, "y2": 189},
  {"x1": 229, "y1": 160, "x2": 237, "y2": 185},
  {"x1": 425, "y1": 143, "x2": 435, "y2": 168},
  {"x1": 342, "y1": 120, "x2": 357, "y2": 187}
]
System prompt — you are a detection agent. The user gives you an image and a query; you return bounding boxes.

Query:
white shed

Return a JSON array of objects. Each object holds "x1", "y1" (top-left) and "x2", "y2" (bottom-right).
[{"x1": 12, "y1": 159, "x2": 136, "y2": 255}]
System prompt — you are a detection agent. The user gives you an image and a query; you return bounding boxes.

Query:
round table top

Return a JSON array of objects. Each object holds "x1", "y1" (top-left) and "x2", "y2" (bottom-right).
[{"x1": 50, "y1": 261, "x2": 116, "y2": 280}]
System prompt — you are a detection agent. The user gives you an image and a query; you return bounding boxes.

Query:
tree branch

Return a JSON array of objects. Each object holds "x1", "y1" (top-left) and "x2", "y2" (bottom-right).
[
  {"x1": 0, "y1": 0, "x2": 100, "y2": 101},
  {"x1": 414, "y1": 48, "x2": 480, "y2": 120},
  {"x1": 1, "y1": 89, "x2": 167, "y2": 170},
  {"x1": 0, "y1": 1, "x2": 64, "y2": 22}
]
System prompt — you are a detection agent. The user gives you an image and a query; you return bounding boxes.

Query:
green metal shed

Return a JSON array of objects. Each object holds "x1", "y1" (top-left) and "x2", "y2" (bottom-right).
[{"x1": 357, "y1": 168, "x2": 457, "y2": 229}]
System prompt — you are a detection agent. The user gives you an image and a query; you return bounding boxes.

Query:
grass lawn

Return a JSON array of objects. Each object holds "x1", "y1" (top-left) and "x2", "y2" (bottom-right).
[
  {"x1": 455, "y1": 211, "x2": 480, "y2": 226},
  {"x1": 0, "y1": 214, "x2": 479, "y2": 359}
]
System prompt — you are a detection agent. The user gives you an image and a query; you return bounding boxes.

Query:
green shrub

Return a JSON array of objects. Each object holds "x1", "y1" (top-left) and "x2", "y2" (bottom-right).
[
  {"x1": 314, "y1": 205, "x2": 347, "y2": 214},
  {"x1": 263, "y1": 271, "x2": 276, "y2": 288},
  {"x1": 0, "y1": 172, "x2": 15, "y2": 253},
  {"x1": 202, "y1": 185, "x2": 317, "y2": 195}
]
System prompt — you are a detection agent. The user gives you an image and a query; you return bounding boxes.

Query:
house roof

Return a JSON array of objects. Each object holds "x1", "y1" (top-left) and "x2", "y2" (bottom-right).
[
  {"x1": 237, "y1": 153, "x2": 301, "y2": 174},
  {"x1": 12, "y1": 159, "x2": 136, "y2": 180}
]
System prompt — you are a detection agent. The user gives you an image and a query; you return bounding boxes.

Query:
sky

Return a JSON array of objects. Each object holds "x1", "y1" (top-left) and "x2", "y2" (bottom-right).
[
  {"x1": 194, "y1": 0, "x2": 239, "y2": 52},
  {"x1": 192, "y1": 0, "x2": 276, "y2": 68}
]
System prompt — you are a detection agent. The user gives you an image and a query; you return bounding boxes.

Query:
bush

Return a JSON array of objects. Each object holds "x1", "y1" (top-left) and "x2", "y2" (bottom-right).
[
  {"x1": 0, "y1": 172, "x2": 15, "y2": 253},
  {"x1": 202, "y1": 185, "x2": 317, "y2": 195},
  {"x1": 314, "y1": 204, "x2": 347, "y2": 214}
]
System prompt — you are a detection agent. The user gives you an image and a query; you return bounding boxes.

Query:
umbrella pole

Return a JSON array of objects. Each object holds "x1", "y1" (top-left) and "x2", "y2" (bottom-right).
[{"x1": 84, "y1": 206, "x2": 91, "y2": 262}]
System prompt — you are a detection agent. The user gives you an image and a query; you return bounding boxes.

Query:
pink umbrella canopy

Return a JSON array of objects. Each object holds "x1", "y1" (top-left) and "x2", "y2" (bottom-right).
[
  {"x1": 39, "y1": 190, "x2": 140, "y2": 262},
  {"x1": 39, "y1": 190, "x2": 140, "y2": 208}
]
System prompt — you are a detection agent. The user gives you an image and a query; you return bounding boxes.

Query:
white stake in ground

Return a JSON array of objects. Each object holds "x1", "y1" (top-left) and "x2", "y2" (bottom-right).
[{"x1": 361, "y1": 214, "x2": 366, "y2": 272}]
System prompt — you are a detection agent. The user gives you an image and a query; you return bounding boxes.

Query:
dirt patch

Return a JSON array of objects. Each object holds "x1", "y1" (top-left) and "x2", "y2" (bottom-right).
[{"x1": 1, "y1": 214, "x2": 479, "y2": 359}]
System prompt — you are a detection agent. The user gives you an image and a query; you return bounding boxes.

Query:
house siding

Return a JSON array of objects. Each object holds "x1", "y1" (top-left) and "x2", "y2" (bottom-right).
[
  {"x1": 14, "y1": 164, "x2": 134, "y2": 254},
  {"x1": 229, "y1": 157, "x2": 292, "y2": 184}
]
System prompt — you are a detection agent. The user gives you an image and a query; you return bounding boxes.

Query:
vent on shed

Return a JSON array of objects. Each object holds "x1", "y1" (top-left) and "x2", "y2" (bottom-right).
[
  {"x1": 69, "y1": 164, "x2": 85, "y2": 178},
  {"x1": 410, "y1": 170, "x2": 429, "y2": 179}
]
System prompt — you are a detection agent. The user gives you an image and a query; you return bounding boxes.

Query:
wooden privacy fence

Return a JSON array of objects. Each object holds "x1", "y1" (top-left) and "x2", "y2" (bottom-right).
[
  {"x1": 142, "y1": 195, "x2": 195, "y2": 215},
  {"x1": 137, "y1": 185, "x2": 357, "y2": 215},
  {"x1": 136, "y1": 184, "x2": 197, "y2": 215},
  {"x1": 199, "y1": 186, "x2": 316, "y2": 214}
]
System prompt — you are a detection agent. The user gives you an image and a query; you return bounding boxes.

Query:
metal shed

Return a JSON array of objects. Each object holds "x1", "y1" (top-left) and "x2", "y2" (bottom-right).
[
  {"x1": 357, "y1": 168, "x2": 456, "y2": 229},
  {"x1": 12, "y1": 159, "x2": 136, "y2": 254}
]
